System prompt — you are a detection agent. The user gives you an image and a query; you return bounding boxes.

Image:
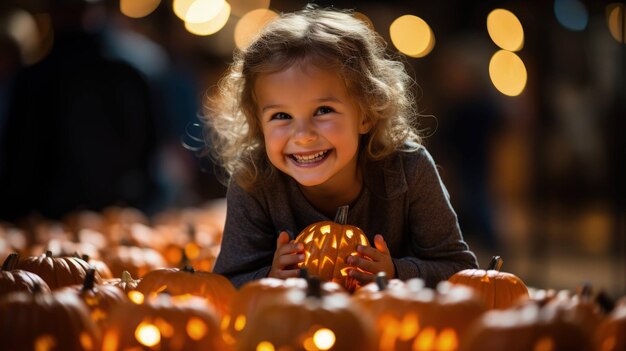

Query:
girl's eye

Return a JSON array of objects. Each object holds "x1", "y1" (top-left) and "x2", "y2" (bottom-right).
[
  {"x1": 315, "y1": 106, "x2": 335, "y2": 116},
  {"x1": 270, "y1": 112, "x2": 291, "y2": 120}
]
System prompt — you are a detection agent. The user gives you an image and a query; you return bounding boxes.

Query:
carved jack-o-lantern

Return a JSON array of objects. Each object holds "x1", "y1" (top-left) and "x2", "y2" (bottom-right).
[
  {"x1": 294, "y1": 206, "x2": 370, "y2": 292},
  {"x1": 448, "y1": 256, "x2": 529, "y2": 309},
  {"x1": 355, "y1": 274, "x2": 485, "y2": 351},
  {"x1": 101, "y1": 294, "x2": 231, "y2": 351},
  {"x1": 237, "y1": 275, "x2": 377, "y2": 351},
  {"x1": 135, "y1": 266, "x2": 235, "y2": 319},
  {"x1": 0, "y1": 285, "x2": 100, "y2": 351}
]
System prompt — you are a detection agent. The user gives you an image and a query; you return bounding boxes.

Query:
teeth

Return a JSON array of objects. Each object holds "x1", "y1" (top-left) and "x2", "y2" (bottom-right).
[{"x1": 293, "y1": 151, "x2": 328, "y2": 163}]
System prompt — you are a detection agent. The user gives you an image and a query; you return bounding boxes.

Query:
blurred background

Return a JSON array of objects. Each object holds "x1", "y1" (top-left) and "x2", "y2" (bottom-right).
[{"x1": 0, "y1": 0, "x2": 624, "y2": 297}]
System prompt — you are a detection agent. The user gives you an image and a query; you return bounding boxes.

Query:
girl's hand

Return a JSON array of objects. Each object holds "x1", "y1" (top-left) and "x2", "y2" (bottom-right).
[
  {"x1": 268, "y1": 230, "x2": 305, "y2": 279},
  {"x1": 346, "y1": 234, "x2": 396, "y2": 285}
]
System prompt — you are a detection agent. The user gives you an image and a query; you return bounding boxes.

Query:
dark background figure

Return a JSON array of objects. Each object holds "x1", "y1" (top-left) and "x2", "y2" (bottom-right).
[{"x1": 0, "y1": 0, "x2": 164, "y2": 221}]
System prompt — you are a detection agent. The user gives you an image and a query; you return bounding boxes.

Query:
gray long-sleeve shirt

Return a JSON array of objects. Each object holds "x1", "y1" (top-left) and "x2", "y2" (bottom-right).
[{"x1": 213, "y1": 146, "x2": 478, "y2": 288}]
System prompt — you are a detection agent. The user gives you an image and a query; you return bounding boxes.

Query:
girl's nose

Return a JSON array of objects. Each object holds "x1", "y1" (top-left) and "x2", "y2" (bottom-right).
[{"x1": 292, "y1": 119, "x2": 317, "y2": 144}]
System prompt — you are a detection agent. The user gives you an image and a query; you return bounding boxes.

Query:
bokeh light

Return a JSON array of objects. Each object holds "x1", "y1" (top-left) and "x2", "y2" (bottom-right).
[
  {"x1": 186, "y1": 0, "x2": 226, "y2": 24},
  {"x1": 389, "y1": 15, "x2": 435, "y2": 58},
  {"x1": 229, "y1": 0, "x2": 271, "y2": 17},
  {"x1": 5, "y1": 9, "x2": 42, "y2": 65},
  {"x1": 487, "y1": 9, "x2": 524, "y2": 51},
  {"x1": 120, "y1": 0, "x2": 161, "y2": 19},
  {"x1": 313, "y1": 328, "x2": 336, "y2": 350},
  {"x1": 234, "y1": 9, "x2": 278, "y2": 49},
  {"x1": 185, "y1": 1, "x2": 231, "y2": 36},
  {"x1": 554, "y1": 0, "x2": 589, "y2": 31},
  {"x1": 353, "y1": 11, "x2": 375, "y2": 30},
  {"x1": 607, "y1": 3, "x2": 626, "y2": 43},
  {"x1": 489, "y1": 49, "x2": 528, "y2": 96}
]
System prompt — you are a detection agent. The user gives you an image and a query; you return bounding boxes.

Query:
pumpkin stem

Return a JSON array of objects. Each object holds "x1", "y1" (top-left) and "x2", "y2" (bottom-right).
[
  {"x1": 375, "y1": 272, "x2": 388, "y2": 291},
  {"x1": 182, "y1": 265, "x2": 195, "y2": 273},
  {"x1": 81, "y1": 268, "x2": 97, "y2": 291},
  {"x1": 45, "y1": 250, "x2": 53, "y2": 258},
  {"x1": 306, "y1": 276, "x2": 323, "y2": 298},
  {"x1": 299, "y1": 268, "x2": 309, "y2": 280},
  {"x1": 578, "y1": 282, "x2": 593, "y2": 302},
  {"x1": 186, "y1": 223, "x2": 196, "y2": 241},
  {"x1": 121, "y1": 271, "x2": 133, "y2": 283},
  {"x1": 487, "y1": 256, "x2": 503, "y2": 271},
  {"x1": 595, "y1": 291, "x2": 615, "y2": 314},
  {"x1": 81, "y1": 254, "x2": 90, "y2": 262},
  {"x1": 2, "y1": 253, "x2": 19, "y2": 271},
  {"x1": 334, "y1": 205, "x2": 349, "y2": 224},
  {"x1": 179, "y1": 247, "x2": 190, "y2": 268}
]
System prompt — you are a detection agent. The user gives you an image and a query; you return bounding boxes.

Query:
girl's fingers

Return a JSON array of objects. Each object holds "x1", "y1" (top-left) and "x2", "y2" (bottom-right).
[
  {"x1": 277, "y1": 268, "x2": 302, "y2": 279},
  {"x1": 349, "y1": 269, "x2": 375, "y2": 285},
  {"x1": 276, "y1": 231, "x2": 291, "y2": 248},
  {"x1": 374, "y1": 234, "x2": 390, "y2": 254},
  {"x1": 347, "y1": 255, "x2": 377, "y2": 273},
  {"x1": 279, "y1": 252, "x2": 305, "y2": 268}
]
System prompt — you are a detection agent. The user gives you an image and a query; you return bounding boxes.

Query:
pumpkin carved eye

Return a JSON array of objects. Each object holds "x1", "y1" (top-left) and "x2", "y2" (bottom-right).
[{"x1": 294, "y1": 206, "x2": 371, "y2": 292}]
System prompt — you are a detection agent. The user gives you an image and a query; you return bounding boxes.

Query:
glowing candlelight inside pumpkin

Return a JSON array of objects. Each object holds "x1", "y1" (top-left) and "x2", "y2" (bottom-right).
[
  {"x1": 186, "y1": 317, "x2": 208, "y2": 340},
  {"x1": 436, "y1": 328, "x2": 458, "y2": 351},
  {"x1": 128, "y1": 291, "x2": 144, "y2": 304},
  {"x1": 256, "y1": 341, "x2": 275, "y2": 351},
  {"x1": 313, "y1": 328, "x2": 336, "y2": 350},
  {"x1": 135, "y1": 322, "x2": 160, "y2": 347},
  {"x1": 234, "y1": 314, "x2": 247, "y2": 331}
]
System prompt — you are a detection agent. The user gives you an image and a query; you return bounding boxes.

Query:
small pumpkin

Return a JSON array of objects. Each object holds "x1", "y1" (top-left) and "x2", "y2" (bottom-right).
[
  {"x1": 237, "y1": 275, "x2": 377, "y2": 351},
  {"x1": 448, "y1": 256, "x2": 529, "y2": 309},
  {"x1": 61, "y1": 268, "x2": 128, "y2": 328},
  {"x1": 81, "y1": 254, "x2": 114, "y2": 279},
  {"x1": 461, "y1": 301, "x2": 594, "y2": 351},
  {"x1": 595, "y1": 298, "x2": 625, "y2": 351},
  {"x1": 0, "y1": 253, "x2": 51, "y2": 295},
  {"x1": 294, "y1": 205, "x2": 371, "y2": 292},
  {"x1": 101, "y1": 293, "x2": 231, "y2": 351},
  {"x1": 135, "y1": 266, "x2": 235, "y2": 319},
  {"x1": 104, "y1": 245, "x2": 167, "y2": 278},
  {"x1": 0, "y1": 284, "x2": 100, "y2": 351},
  {"x1": 223, "y1": 270, "x2": 345, "y2": 346},
  {"x1": 15, "y1": 250, "x2": 102, "y2": 290}
]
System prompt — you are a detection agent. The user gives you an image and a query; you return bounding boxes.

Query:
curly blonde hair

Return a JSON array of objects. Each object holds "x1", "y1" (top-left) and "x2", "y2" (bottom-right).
[{"x1": 204, "y1": 6, "x2": 421, "y2": 190}]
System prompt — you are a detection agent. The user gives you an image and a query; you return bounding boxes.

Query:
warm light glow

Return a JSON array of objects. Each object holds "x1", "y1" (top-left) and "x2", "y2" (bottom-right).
[
  {"x1": 321, "y1": 256, "x2": 334, "y2": 270},
  {"x1": 102, "y1": 330, "x2": 119, "y2": 351},
  {"x1": 186, "y1": 0, "x2": 226, "y2": 24},
  {"x1": 185, "y1": 242, "x2": 201, "y2": 259},
  {"x1": 400, "y1": 314, "x2": 420, "y2": 341},
  {"x1": 256, "y1": 341, "x2": 275, "y2": 351},
  {"x1": 353, "y1": 12, "x2": 375, "y2": 30},
  {"x1": 313, "y1": 328, "x2": 336, "y2": 350},
  {"x1": 345, "y1": 229, "x2": 354, "y2": 239},
  {"x1": 487, "y1": 9, "x2": 524, "y2": 51},
  {"x1": 554, "y1": 0, "x2": 588, "y2": 31},
  {"x1": 234, "y1": 314, "x2": 247, "y2": 331},
  {"x1": 389, "y1": 15, "x2": 435, "y2": 58},
  {"x1": 489, "y1": 50, "x2": 527, "y2": 96},
  {"x1": 607, "y1": 3, "x2": 626, "y2": 43},
  {"x1": 155, "y1": 318, "x2": 175, "y2": 338},
  {"x1": 436, "y1": 329, "x2": 458, "y2": 351},
  {"x1": 304, "y1": 232, "x2": 315, "y2": 243},
  {"x1": 413, "y1": 328, "x2": 436, "y2": 351},
  {"x1": 359, "y1": 235, "x2": 368, "y2": 246},
  {"x1": 128, "y1": 291, "x2": 145, "y2": 304},
  {"x1": 229, "y1": 0, "x2": 270, "y2": 17},
  {"x1": 135, "y1": 322, "x2": 161, "y2": 347},
  {"x1": 601, "y1": 336, "x2": 617, "y2": 351},
  {"x1": 173, "y1": 0, "x2": 195, "y2": 20},
  {"x1": 234, "y1": 9, "x2": 279, "y2": 49},
  {"x1": 320, "y1": 225, "x2": 331, "y2": 235},
  {"x1": 187, "y1": 317, "x2": 208, "y2": 340},
  {"x1": 533, "y1": 337, "x2": 555, "y2": 351},
  {"x1": 185, "y1": 1, "x2": 231, "y2": 36},
  {"x1": 379, "y1": 317, "x2": 400, "y2": 351},
  {"x1": 91, "y1": 308, "x2": 107, "y2": 322},
  {"x1": 5, "y1": 9, "x2": 41, "y2": 65},
  {"x1": 35, "y1": 335, "x2": 56, "y2": 351},
  {"x1": 221, "y1": 314, "x2": 231, "y2": 330},
  {"x1": 120, "y1": 0, "x2": 161, "y2": 18},
  {"x1": 79, "y1": 332, "x2": 93, "y2": 350}
]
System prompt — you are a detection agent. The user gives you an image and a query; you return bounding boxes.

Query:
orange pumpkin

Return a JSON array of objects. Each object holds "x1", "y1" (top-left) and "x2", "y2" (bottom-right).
[
  {"x1": 101, "y1": 294, "x2": 231, "y2": 351},
  {"x1": 223, "y1": 270, "x2": 346, "y2": 346},
  {"x1": 104, "y1": 270, "x2": 141, "y2": 293},
  {"x1": 448, "y1": 256, "x2": 529, "y2": 309},
  {"x1": 0, "y1": 285, "x2": 100, "y2": 350},
  {"x1": 15, "y1": 250, "x2": 102, "y2": 290},
  {"x1": 595, "y1": 298, "x2": 625, "y2": 351},
  {"x1": 355, "y1": 274, "x2": 485, "y2": 351},
  {"x1": 237, "y1": 275, "x2": 377, "y2": 351},
  {"x1": 1, "y1": 253, "x2": 51, "y2": 295},
  {"x1": 104, "y1": 245, "x2": 167, "y2": 278},
  {"x1": 135, "y1": 266, "x2": 235, "y2": 319},
  {"x1": 294, "y1": 205, "x2": 370, "y2": 292},
  {"x1": 61, "y1": 268, "x2": 128, "y2": 328}
]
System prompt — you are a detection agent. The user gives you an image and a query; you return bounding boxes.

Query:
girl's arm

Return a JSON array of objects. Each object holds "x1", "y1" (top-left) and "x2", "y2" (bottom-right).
[
  {"x1": 213, "y1": 181, "x2": 276, "y2": 288},
  {"x1": 395, "y1": 148, "x2": 479, "y2": 287}
]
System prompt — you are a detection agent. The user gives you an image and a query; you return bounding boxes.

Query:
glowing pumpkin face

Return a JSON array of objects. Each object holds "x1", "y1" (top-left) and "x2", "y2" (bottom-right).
[
  {"x1": 101, "y1": 294, "x2": 230, "y2": 351},
  {"x1": 294, "y1": 206, "x2": 371, "y2": 292}
]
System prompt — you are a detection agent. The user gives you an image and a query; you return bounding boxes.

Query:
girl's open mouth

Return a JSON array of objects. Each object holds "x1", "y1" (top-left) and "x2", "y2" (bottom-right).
[{"x1": 290, "y1": 150, "x2": 331, "y2": 164}]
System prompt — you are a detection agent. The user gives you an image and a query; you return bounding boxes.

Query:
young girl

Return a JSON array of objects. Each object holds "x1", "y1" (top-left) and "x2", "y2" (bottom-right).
[{"x1": 207, "y1": 6, "x2": 478, "y2": 289}]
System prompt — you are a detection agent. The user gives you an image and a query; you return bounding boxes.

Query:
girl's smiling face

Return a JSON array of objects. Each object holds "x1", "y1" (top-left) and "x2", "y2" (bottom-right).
[{"x1": 255, "y1": 62, "x2": 371, "y2": 194}]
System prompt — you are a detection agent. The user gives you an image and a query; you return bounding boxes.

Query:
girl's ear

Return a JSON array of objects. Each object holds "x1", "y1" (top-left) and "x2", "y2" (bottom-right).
[{"x1": 359, "y1": 115, "x2": 373, "y2": 134}]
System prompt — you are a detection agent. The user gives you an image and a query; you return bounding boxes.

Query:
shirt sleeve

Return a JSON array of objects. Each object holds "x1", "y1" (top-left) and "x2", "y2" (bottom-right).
[
  {"x1": 393, "y1": 148, "x2": 479, "y2": 287},
  {"x1": 212, "y1": 180, "x2": 275, "y2": 288}
]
